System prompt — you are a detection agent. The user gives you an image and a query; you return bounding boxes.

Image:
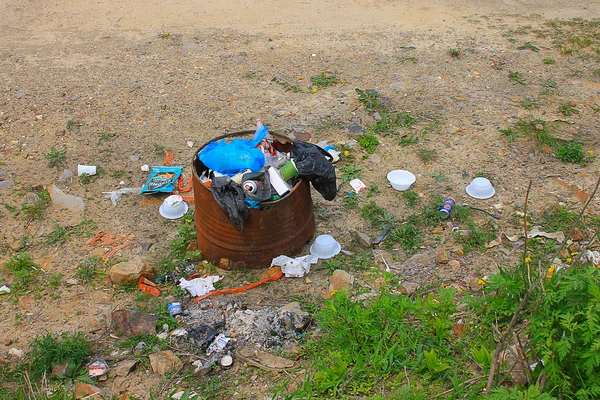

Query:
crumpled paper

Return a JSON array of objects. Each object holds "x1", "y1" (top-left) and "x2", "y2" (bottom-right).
[
  {"x1": 584, "y1": 250, "x2": 600, "y2": 266},
  {"x1": 179, "y1": 276, "x2": 222, "y2": 297},
  {"x1": 102, "y1": 187, "x2": 142, "y2": 206},
  {"x1": 271, "y1": 255, "x2": 317, "y2": 278},
  {"x1": 164, "y1": 194, "x2": 183, "y2": 206}
]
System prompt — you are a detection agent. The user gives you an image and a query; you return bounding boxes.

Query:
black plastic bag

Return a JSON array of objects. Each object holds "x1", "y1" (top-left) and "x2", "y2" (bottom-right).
[
  {"x1": 292, "y1": 141, "x2": 337, "y2": 201},
  {"x1": 210, "y1": 176, "x2": 249, "y2": 228}
]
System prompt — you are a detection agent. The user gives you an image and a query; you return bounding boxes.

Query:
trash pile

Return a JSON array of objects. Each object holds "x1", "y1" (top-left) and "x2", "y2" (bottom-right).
[{"x1": 196, "y1": 120, "x2": 337, "y2": 227}]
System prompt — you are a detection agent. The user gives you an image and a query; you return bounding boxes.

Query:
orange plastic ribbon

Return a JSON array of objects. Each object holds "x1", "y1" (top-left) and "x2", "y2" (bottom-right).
[
  {"x1": 163, "y1": 151, "x2": 174, "y2": 165},
  {"x1": 193, "y1": 267, "x2": 283, "y2": 303}
]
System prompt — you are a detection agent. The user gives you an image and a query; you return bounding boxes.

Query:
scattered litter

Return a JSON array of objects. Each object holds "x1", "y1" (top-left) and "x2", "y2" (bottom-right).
[
  {"x1": 199, "y1": 127, "x2": 267, "y2": 175},
  {"x1": 234, "y1": 346, "x2": 296, "y2": 371},
  {"x1": 87, "y1": 359, "x2": 109, "y2": 377},
  {"x1": 167, "y1": 302, "x2": 183, "y2": 317},
  {"x1": 163, "y1": 151, "x2": 174, "y2": 165},
  {"x1": 584, "y1": 250, "x2": 600, "y2": 266},
  {"x1": 0, "y1": 285, "x2": 11, "y2": 294},
  {"x1": 188, "y1": 324, "x2": 222, "y2": 350},
  {"x1": 439, "y1": 197, "x2": 456, "y2": 219},
  {"x1": 193, "y1": 267, "x2": 283, "y2": 302},
  {"x1": 87, "y1": 231, "x2": 135, "y2": 259},
  {"x1": 310, "y1": 235, "x2": 341, "y2": 259},
  {"x1": 349, "y1": 178, "x2": 366, "y2": 193},
  {"x1": 271, "y1": 255, "x2": 317, "y2": 277},
  {"x1": 486, "y1": 235, "x2": 503, "y2": 248},
  {"x1": 210, "y1": 177, "x2": 248, "y2": 227},
  {"x1": 8, "y1": 348, "x2": 24, "y2": 358},
  {"x1": 220, "y1": 355, "x2": 233, "y2": 368},
  {"x1": 179, "y1": 276, "x2": 223, "y2": 297},
  {"x1": 187, "y1": 140, "x2": 194, "y2": 148},
  {"x1": 47, "y1": 184, "x2": 84, "y2": 212},
  {"x1": 170, "y1": 328, "x2": 187, "y2": 337},
  {"x1": 141, "y1": 164, "x2": 150, "y2": 172},
  {"x1": 141, "y1": 166, "x2": 183, "y2": 194},
  {"x1": 387, "y1": 169, "x2": 415, "y2": 191},
  {"x1": 372, "y1": 222, "x2": 394, "y2": 246},
  {"x1": 102, "y1": 187, "x2": 141, "y2": 206},
  {"x1": 77, "y1": 165, "x2": 97, "y2": 176},
  {"x1": 292, "y1": 140, "x2": 337, "y2": 200},
  {"x1": 466, "y1": 177, "x2": 495, "y2": 199},
  {"x1": 138, "y1": 277, "x2": 160, "y2": 297},
  {"x1": 207, "y1": 333, "x2": 231, "y2": 355},
  {"x1": 159, "y1": 195, "x2": 188, "y2": 219},
  {"x1": 503, "y1": 227, "x2": 565, "y2": 243}
]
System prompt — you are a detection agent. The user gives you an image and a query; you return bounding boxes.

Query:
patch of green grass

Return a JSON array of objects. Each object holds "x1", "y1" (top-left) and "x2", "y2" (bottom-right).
[
  {"x1": 366, "y1": 184, "x2": 380, "y2": 198},
  {"x1": 43, "y1": 220, "x2": 97, "y2": 246},
  {"x1": 430, "y1": 171, "x2": 448, "y2": 182},
  {"x1": 520, "y1": 96, "x2": 542, "y2": 109},
  {"x1": 343, "y1": 195, "x2": 360, "y2": 210},
  {"x1": 498, "y1": 127, "x2": 517, "y2": 142},
  {"x1": 355, "y1": 88, "x2": 384, "y2": 111},
  {"x1": 543, "y1": 57, "x2": 555, "y2": 65},
  {"x1": 28, "y1": 331, "x2": 91, "y2": 379},
  {"x1": 448, "y1": 48, "x2": 460, "y2": 58},
  {"x1": 560, "y1": 103, "x2": 579, "y2": 116},
  {"x1": 153, "y1": 144, "x2": 166, "y2": 157},
  {"x1": 509, "y1": 70, "x2": 526, "y2": 85},
  {"x1": 357, "y1": 134, "x2": 379, "y2": 154},
  {"x1": 318, "y1": 260, "x2": 342, "y2": 276},
  {"x1": 403, "y1": 189, "x2": 420, "y2": 207},
  {"x1": 3, "y1": 253, "x2": 40, "y2": 293},
  {"x1": 556, "y1": 142, "x2": 585, "y2": 163},
  {"x1": 454, "y1": 222, "x2": 495, "y2": 253},
  {"x1": 97, "y1": 130, "x2": 116, "y2": 141},
  {"x1": 310, "y1": 71, "x2": 340, "y2": 89},
  {"x1": 396, "y1": 56, "x2": 418, "y2": 64},
  {"x1": 369, "y1": 112, "x2": 416, "y2": 137},
  {"x1": 45, "y1": 147, "x2": 66, "y2": 168},
  {"x1": 340, "y1": 164, "x2": 362, "y2": 183},
  {"x1": 276, "y1": 79, "x2": 305, "y2": 93},
  {"x1": 594, "y1": 68, "x2": 600, "y2": 76},
  {"x1": 361, "y1": 201, "x2": 396, "y2": 229},
  {"x1": 118, "y1": 333, "x2": 169, "y2": 354},
  {"x1": 21, "y1": 189, "x2": 50, "y2": 221},
  {"x1": 516, "y1": 119, "x2": 558, "y2": 148},
  {"x1": 517, "y1": 41, "x2": 540, "y2": 52},
  {"x1": 49, "y1": 273, "x2": 63, "y2": 289},
  {"x1": 417, "y1": 148, "x2": 437, "y2": 163},
  {"x1": 76, "y1": 256, "x2": 105, "y2": 284},
  {"x1": 387, "y1": 222, "x2": 421, "y2": 252},
  {"x1": 542, "y1": 78, "x2": 557, "y2": 88},
  {"x1": 111, "y1": 170, "x2": 126, "y2": 178},
  {"x1": 65, "y1": 120, "x2": 81, "y2": 133}
]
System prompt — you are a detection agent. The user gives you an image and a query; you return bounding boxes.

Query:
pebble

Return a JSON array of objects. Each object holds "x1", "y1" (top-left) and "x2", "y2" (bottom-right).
[
  {"x1": 58, "y1": 169, "x2": 74, "y2": 182},
  {"x1": 0, "y1": 180, "x2": 14, "y2": 189},
  {"x1": 14, "y1": 92, "x2": 25, "y2": 99},
  {"x1": 348, "y1": 122, "x2": 366, "y2": 136},
  {"x1": 389, "y1": 81, "x2": 406, "y2": 89},
  {"x1": 129, "y1": 155, "x2": 140, "y2": 162}
]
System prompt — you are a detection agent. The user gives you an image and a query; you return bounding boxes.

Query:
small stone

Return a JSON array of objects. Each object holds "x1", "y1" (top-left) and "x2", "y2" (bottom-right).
[
  {"x1": 109, "y1": 257, "x2": 153, "y2": 284},
  {"x1": 134, "y1": 342, "x2": 147, "y2": 354},
  {"x1": 112, "y1": 309, "x2": 158, "y2": 336},
  {"x1": 14, "y1": 92, "x2": 25, "y2": 99},
  {"x1": 559, "y1": 249, "x2": 569, "y2": 259},
  {"x1": 305, "y1": 277, "x2": 312, "y2": 284},
  {"x1": 129, "y1": 155, "x2": 139, "y2": 162},
  {"x1": 8, "y1": 348, "x2": 24, "y2": 358},
  {"x1": 74, "y1": 384, "x2": 102, "y2": 399},
  {"x1": 114, "y1": 359, "x2": 137, "y2": 377},
  {"x1": 47, "y1": 184, "x2": 84, "y2": 212},
  {"x1": 347, "y1": 122, "x2": 366, "y2": 136},
  {"x1": 436, "y1": 248, "x2": 449, "y2": 264},
  {"x1": 570, "y1": 227, "x2": 585, "y2": 241},
  {"x1": 0, "y1": 180, "x2": 14, "y2": 189},
  {"x1": 52, "y1": 362, "x2": 68, "y2": 376},
  {"x1": 448, "y1": 260, "x2": 461, "y2": 269},
  {"x1": 389, "y1": 81, "x2": 406, "y2": 89},
  {"x1": 22, "y1": 192, "x2": 42, "y2": 206},
  {"x1": 431, "y1": 227, "x2": 444, "y2": 234},
  {"x1": 454, "y1": 246, "x2": 464, "y2": 256},
  {"x1": 148, "y1": 350, "x2": 183, "y2": 375},
  {"x1": 567, "y1": 58, "x2": 577, "y2": 64},
  {"x1": 406, "y1": 252, "x2": 434, "y2": 265},
  {"x1": 399, "y1": 281, "x2": 419, "y2": 295},
  {"x1": 279, "y1": 302, "x2": 310, "y2": 331},
  {"x1": 329, "y1": 270, "x2": 354, "y2": 292},
  {"x1": 373, "y1": 111, "x2": 382, "y2": 121},
  {"x1": 58, "y1": 169, "x2": 74, "y2": 182},
  {"x1": 139, "y1": 242, "x2": 153, "y2": 252},
  {"x1": 352, "y1": 231, "x2": 372, "y2": 247},
  {"x1": 65, "y1": 278, "x2": 79, "y2": 285}
]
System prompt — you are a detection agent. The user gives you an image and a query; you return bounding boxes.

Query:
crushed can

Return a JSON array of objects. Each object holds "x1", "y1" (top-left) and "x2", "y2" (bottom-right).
[
  {"x1": 242, "y1": 171, "x2": 272, "y2": 201},
  {"x1": 167, "y1": 302, "x2": 183, "y2": 316}
]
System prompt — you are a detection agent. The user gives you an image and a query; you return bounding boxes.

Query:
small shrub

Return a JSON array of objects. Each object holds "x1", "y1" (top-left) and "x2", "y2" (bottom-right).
[
  {"x1": 28, "y1": 332, "x2": 91, "y2": 379},
  {"x1": 556, "y1": 142, "x2": 585, "y2": 163},
  {"x1": 417, "y1": 148, "x2": 438, "y2": 163},
  {"x1": 543, "y1": 57, "x2": 555, "y2": 64},
  {"x1": 45, "y1": 147, "x2": 66, "y2": 168},
  {"x1": 509, "y1": 70, "x2": 526, "y2": 85},
  {"x1": 448, "y1": 48, "x2": 460, "y2": 58},
  {"x1": 357, "y1": 134, "x2": 379, "y2": 154}
]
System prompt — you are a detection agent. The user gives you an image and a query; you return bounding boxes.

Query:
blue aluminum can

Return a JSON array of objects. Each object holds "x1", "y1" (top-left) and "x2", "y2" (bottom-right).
[{"x1": 439, "y1": 197, "x2": 455, "y2": 219}]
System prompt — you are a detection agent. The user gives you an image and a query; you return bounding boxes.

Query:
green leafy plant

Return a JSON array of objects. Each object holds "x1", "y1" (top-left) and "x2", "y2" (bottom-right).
[
  {"x1": 355, "y1": 88, "x2": 384, "y2": 111},
  {"x1": 97, "y1": 130, "x2": 116, "y2": 141},
  {"x1": 454, "y1": 222, "x2": 495, "y2": 253},
  {"x1": 361, "y1": 201, "x2": 396, "y2": 229},
  {"x1": 448, "y1": 48, "x2": 460, "y2": 58},
  {"x1": 543, "y1": 57, "x2": 556, "y2": 64},
  {"x1": 76, "y1": 256, "x2": 104, "y2": 283},
  {"x1": 499, "y1": 127, "x2": 517, "y2": 142},
  {"x1": 43, "y1": 220, "x2": 97, "y2": 246},
  {"x1": 542, "y1": 78, "x2": 557, "y2": 88},
  {"x1": 28, "y1": 332, "x2": 91, "y2": 379},
  {"x1": 516, "y1": 119, "x2": 557, "y2": 148},
  {"x1": 65, "y1": 120, "x2": 81, "y2": 133},
  {"x1": 357, "y1": 134, "x2": 379, "y2": 154},
  {"x1": 430, "y1": 171, "x2": 447, "y2": 182},
  {"x1": 556, "y1": 142, "x2": 585, "y2": 163},
  {"x1": 21, "y1": 189, "x2": 50, "y2": 220},
  {"x1": 387, "y1": 222, "x2": 421, "y2": 251},
  {"x1": 343, "y1": 195, "x2": 360, "y2": 210},
  {"x1": 560, "y1": 103, "x2": 579, "y2": 116},
  {"x1": 417, "y1": 148, "x2": 437, "y2": 163},
  {"x1": 520, "y1": 96, "x2": 542, "y2": 109},
  {"x1": 3, "y1": 252, "x2": 40, "y2": 293},
  {"x1": 403, "y1": 189, "x2": 420, "y2": 207},
  {"x1": 517, "y1": 41, "x2": 540, "y2": 52},
  {"x1": 509, "y1": 70, "x2": 526, "y2": 85},
  {"x1": 45, "y1": 147, "x2": 67, "y2": 168},
  {"x1": 340, "y1": 164, "x2": 362, "y2": 183},
  {"x1": 367, "y1": 184, "x2": 380, "y2": 198},
  {"x1": 310, "y1": 71, "x2": 339, "y2": 89}
]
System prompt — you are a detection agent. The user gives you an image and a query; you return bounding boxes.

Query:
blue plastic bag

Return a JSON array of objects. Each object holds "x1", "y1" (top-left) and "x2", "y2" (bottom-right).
[{"x1": 199, "y1": 127, "x2": 267, "y2": 176}]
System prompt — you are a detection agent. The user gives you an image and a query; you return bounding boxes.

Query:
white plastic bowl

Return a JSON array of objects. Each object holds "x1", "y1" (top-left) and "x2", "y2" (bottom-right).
[
  {"x1": 387, "y1": 170, "x2": 416, "y2": 191},
  {"x1": 159, "y1": 195, "x2": 189, "y2": 219},
  {"x1": 310, "y1": 235, "x2": 341, "y2": 259},
  {"x1": 466, "y1": 177, "x2": 495, "y2": 199}
]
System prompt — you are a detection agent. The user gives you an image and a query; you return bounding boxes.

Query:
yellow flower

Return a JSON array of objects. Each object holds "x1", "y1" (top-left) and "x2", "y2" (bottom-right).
[
  {"x1": 546, "y1": 265, "x2": 556, "y2": 279},
  {"x1": 340, "y1": 79, "x2": 345, "y2": 83},
  {"x1": 567, "y1": 257, "x2": 573, "y2": 263},
  {"x1": 477, "y1": 278, "x2": 487, "y2": 286},
  {"x1": 343, "y1": 150, "x2": 350, "y2": 157},
  {"x1": 571, "y1": 251, "x2": 578, "y2": 256},
  {"x1": 588, "y1": 150, "x2": 594, "y2": 155},
  {"x1": 524, "y1": 257, "x2": 532, "y2": 263},
  {"x1": 312, "y1": 88, "x2": 318, "y2": 93}
]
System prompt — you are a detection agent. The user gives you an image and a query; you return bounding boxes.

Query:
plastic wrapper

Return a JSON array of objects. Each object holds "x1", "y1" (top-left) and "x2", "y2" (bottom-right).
[{"x1": 141, "y1": 166, "x2": 183, "y2": 194}]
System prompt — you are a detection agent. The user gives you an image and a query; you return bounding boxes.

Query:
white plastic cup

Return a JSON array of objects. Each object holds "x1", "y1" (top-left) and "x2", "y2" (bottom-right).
[
  {"x1": 77, "y1": 165, "x2": 97, "y2": 176},
  {"x1": 387, "y1": 170, "x2": 416, "y2": 191}
]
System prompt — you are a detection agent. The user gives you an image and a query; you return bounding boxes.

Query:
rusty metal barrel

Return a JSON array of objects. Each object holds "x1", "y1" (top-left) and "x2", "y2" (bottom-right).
[{"x1": 192, "y1": 130, "x2": 316, "y2": 269}]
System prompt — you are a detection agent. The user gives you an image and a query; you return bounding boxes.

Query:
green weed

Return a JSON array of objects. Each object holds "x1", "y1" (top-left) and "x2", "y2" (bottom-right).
[
  {"x1": 556, "y1": 142, "x2": 585, "y2": 163},
  {"x1": 387, "y1": 222, "x2": 421, "y2": 251},
  {"x1": 366, "y1": 184, "x2": 380, "y2": 198},
  {"x1": 498, "y1": 127, "x2": 517, "y2": 142},
  {"x1": 542, "y1": 78, "x2": 557, "y2": 88},
  {"x1": 517, "y1": 41, "x2": 540, "y2": 51},
  {"x1": 21, "y1": 189, "x2": 50, "y2": 221},
  {"x1": 65, "y1": 120, "x2": 81, "y2": 133},
  {"x1": 355, "y1": 88, "x2": 384, "y2": 111},
  {"x1": 454, "y1": 222, "x2": 495, "y2": 253},
  {"x1": 3, "y1": 253, "x2": 40, "y2": 293},
  {"x1": 340, "y1": 164, "x2": 362, "y2": 183},
  {"x1": 430, "y1": 171, "x2": 448, "y2": 182},
  {"x1": 417, "y1": 148, "x2": 437, "y2": 163},
  {"x1": 516, "y1": 119, "x2": 557, "y2": 148},
  {"x1": 560, "y1": 103, "x2": 579, "y2": 116},
  {"x1": 76, "y1": 256, "x2": 104, "y2": 284},
  {"x1": 448, "y1": 48, "x2": 460, "y2": 58},
  {"x1": 403, "y1": 189, "x2": 420, "y2": 207},
  {"x1": 520, "y1": 96, "x2": 542, "y2": 109},
  {"x1": 361, "y1": 201, "x2": 396, "y2": 229},
  {"x1": 97, "y1": 130, "x2": 116, "y2": 141},
  {"x1": 43, "y1": 220, "x2": 97, "y2": 246},
  {"x1": 357, "y1": 134, "x2": 379, "y2": 154},
  {"x1": 310, "y1": 71, "x2": 339, "y2": 89},
  {"x1": 28, "y1": 332, "x2": 91, "y2": 379},
  {"x1": 111, "y1": 170, "x2": 126, "y2": 178},
  {"x1": 45, "y1": 147, "x2": 66, "y2": 168},
  {"x1": 509, "y1": 70, "x2": 526, "y2": 85},
  {"x1": 343, "y1": 195, "x2": 360, "y2": 210},
  {"x1": 543, "y1": 57, "x2": 555, "y2": 64}
]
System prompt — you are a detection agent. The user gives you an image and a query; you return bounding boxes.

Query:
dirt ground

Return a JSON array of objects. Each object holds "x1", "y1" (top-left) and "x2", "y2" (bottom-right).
[{"x1": 1, "y1": 0, "x2": 600, "y2": 398}]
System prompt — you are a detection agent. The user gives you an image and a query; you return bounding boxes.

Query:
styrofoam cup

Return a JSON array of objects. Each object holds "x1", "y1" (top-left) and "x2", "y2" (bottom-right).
[
  {"x1": 466, "y1": 177, "x2": 495, "y2": 199},
  {"x1": 159, "y1": 195, "x2": 188, "y2": 219},
  {"x1": 77, "y1": 165, "x2": 97, "y2": 176},
  {"x1": 310, "y1": 235, "x2": 341, "y2": 259},
  {"x1": 387, "y1": 170, "x2": 416, "y2": 191}
]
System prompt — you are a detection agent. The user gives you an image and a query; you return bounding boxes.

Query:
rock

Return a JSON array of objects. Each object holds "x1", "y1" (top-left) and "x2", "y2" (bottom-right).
[
  {"x1": 8, "y1": 348, "x2": 24, "y2": 358},
  {"x1": 139, "y1": 242, "x2": 153, "y2": 252},
  {"x1": 373, "y1": 111, "x2": 382, "y2": 121},
  {"x1": 65, "y1": 278, "x2": 79, "y2": 285},
  {"x1": 329, "y1": 270, "x2": 354, "y2": 292},
  {"x1": 129, "y1": 155, "x2": 139, "y2": 162},
  {"x1": 47, "y1": 184, "x2": 84, "y2": 212},
  {"x1": 14, "y1": 92, "x2": 25, "y2": 99},
  {"x1": 436, "y1": 248, "x2": 449, "y2": 264},
  {"x1": 278, "y1": 302, "x2": 310, "y2": 331},
  {"x1": 111, "y1": 309, "x2": 158, "y2": 336},
  {"x1": 0, "y1": 180, "x2": 14, "y2": 189},
  {"x1": 352, "y1": 231, "x2": 372, "y2": 247},
  {"x1": 114, "y1": 359, "x2": 137, "y2": 377},
  {"x1": 448, "y1": 260, "x2": 461, "y2": 269},
  {"x1": 109, "y1": 257, "x2": 153, "y2": 284},
  {"x1": 568, "y1": 242, "x2": 580, "y2": 252},
  {"x1": 399, "y1": 281, "x2": 419, "y2": 295},
  {"x1": 133, "y1": 342, "x2": 147, "y2": 354},
  {"x1": 454, "y1": 246, "x2": 464, "y2": 256},
  {"x1": 389, "y1": 81, "x2": 406, "y2": 89},
  {"x1": 347, "y1": 122, "x2": 366, "y2": 136},
  {"x1": 51, "y1": 362, "x2": 68, "y2": 376},
  {"x1": 22, "y1": 192, "x2": 42, "y2": 206},
  {"x1": 58, "y1": 169, "x2": 74, "y2": 182},
  {"x1": 431, "y1": 227, "x2": 444, "y2": 234},
  {"x1": 406, "y1": 252, "x2": 434, "y2": 265},
  {"x1": 74, "y1": 383, "x2": 102, "y2": 399},
  {"x1": 148, "y1": 350, "x2": 183, "y2": 375},
  {"x1": 558, "y1": 249, "x2": 569, "y2": 259},
  {"x1": 193, "y1": 360, "x2": 212, "y2": 377},
  {"x1": 570, "y1": 227, "x2": 585, "y2": 241}
]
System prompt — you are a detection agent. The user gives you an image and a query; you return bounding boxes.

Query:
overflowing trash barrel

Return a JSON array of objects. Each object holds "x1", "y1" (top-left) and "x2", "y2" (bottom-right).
[{"x1": 192, "y1": 130, "x2": 318, "y2": 269}]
